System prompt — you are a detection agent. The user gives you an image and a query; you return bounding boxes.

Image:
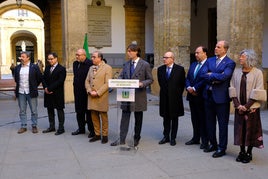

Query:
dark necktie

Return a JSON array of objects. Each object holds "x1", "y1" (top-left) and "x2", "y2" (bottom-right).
[
  {"x1": 50, "y1": 66, "x2": 54, "y2": 74},
  {"x1": 130, "y1": 61, "x2": 135, "y2": 77},
  {"x1": 166, "y1": 67, "x2": 171, "y2": 79}
]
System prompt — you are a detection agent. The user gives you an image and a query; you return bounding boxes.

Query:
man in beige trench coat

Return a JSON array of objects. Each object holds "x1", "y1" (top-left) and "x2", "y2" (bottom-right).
[{"x1": 85, "y1": 51, "x2": 113, "y2": 144}]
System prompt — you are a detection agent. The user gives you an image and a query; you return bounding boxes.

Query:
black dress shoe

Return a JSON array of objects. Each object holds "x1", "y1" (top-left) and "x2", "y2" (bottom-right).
[
  {"x1": 110, "y1": 139, "x2": 125, "y2": 146},
  {"x1": 134, "y1": 138, "x2": 140, "y2": 147},
  {"x1": 185, "y1": 140, "x2": 200, "y2": 145},
  {"x1": 203, "y1": 145, "x2": 217, "y2": 153},
  {"x1": 89, "y1": 135, "x2": 101, "y2": 142},
  {"x1": 88, "y1": 132, "x2": 95, "y2": 138},
  {"x1": 158, "y1": 137, "x2": 170, "y2": 145},
  {"x1": 236, "y1": 152, "x2": 245, "y2": 162},
  {"x1": 212, "y1": 149, "x2": 226, "y2": 158},
  {"x1": 241, "y1": 153, "x2": 252, "y2": 163},
  {"x1": 200, "y1": 143, "x2": 208, "y2": 149},
  {"x1": 55, "y1": 130, "x2": 65, "y2": 135},
  {"x1": 42, "y1": 128, "x2": 56, "y2": 133},
  {"x1": 101, "y1": 136, "x2": 108, "y2": 144},
  {"x1": 170, "y1": 139, "x2": 176, "y2": 146},
  {"x1": 71, "y1": 129, "x2": 85, "y2": 135}
]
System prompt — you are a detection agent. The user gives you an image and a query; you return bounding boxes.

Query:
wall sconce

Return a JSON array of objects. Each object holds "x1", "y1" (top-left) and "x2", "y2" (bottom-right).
[
  {"x1": 18, "y1": 18, "x2": 24, "y2": 26},
  {"x1": 16, "y1": 0, "x2": 22, "y2": 8}
]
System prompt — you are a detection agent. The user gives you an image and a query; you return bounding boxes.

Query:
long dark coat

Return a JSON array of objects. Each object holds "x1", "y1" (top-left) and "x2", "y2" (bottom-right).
[
  {"x1": 73, "y1": 59, "x2": 93, "y2": 113},
  {"x1": 157, "y1": 63, "x2": 185, "y2": 118},
  {"x1": 43, "y1": 64, "x2": 66, "y2": 109}
]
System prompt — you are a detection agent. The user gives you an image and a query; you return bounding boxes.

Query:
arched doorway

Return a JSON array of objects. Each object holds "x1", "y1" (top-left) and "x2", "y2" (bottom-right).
[
  {"x1": 0, "y1": 1, "x2": 44, "y2": 77},
  {"x1": 11, "y1": 31, "x2": 37, "y2": 64}
]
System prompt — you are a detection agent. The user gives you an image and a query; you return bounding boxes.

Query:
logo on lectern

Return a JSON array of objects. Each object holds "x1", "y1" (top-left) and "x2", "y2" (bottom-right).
[{"x1": 122, "y1": 91, "x2": 130, "y2": 98}]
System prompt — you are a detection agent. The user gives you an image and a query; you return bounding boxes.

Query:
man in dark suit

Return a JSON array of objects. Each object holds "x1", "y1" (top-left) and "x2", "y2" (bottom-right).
[
  {"x1": 157, "y1": 51, "x2": 185, "y2": 146},
  {"x1": 201, "y1": 40, "x2": 235, "y2": 157},
  {"x1": 110, "y1": 43, "x2": 153, "y2": 147},
  {"x1": 14, "y1": 51, "x2": 42, "y2": 134},
  {"x1": 42, "y1": 52, "x2": 67, "y2": 135},
  {"x1": 185, "y1": 46, "x2": 208, "y2": 149},
  {"x1": 71, "y1": 48, "x2": 95, "y2": 138}
]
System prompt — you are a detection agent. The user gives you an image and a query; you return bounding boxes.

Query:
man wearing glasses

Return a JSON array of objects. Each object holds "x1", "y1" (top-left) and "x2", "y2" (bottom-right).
[
  {"x1": 71, "y1": 48, "x2": 95, "y2": 138},
  {"x1": 157, "y1": 51, "x2": 185, "y2": 146},
  {"x1": 42, "y1": 52, "x2": 66, "y2": 135}
]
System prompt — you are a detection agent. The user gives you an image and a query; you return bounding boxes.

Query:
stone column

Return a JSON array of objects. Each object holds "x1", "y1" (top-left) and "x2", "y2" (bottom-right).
[
  {"x1": 151, "y1": 0, "x2": 191, "y2": 95},
  {"x1": 218, "y1": 0, "x2": 265, "y2": 66},
  {"x1": 154, "y1": 0, "x2": 190, "y2": 67},
  {"x1": 49, "y1": 0, "x2": 63, "y2": 63},
  {"x1": 61, "y1": 0, "x2": 88, "y2": 70},
  {"x1": 124, "y1": 2, "x2": 146, "y2": 59},
  {"x1": 61, "y1": 0, "x2": 88, "y2": 103}
]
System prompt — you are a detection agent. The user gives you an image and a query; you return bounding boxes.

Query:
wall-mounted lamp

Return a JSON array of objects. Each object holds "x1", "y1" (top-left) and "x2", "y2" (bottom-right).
[
  {"x1": 16, "y1": 0, "x2": 22, "y2": 8},
  {"x1": 18, "y1": 18, "x2": 24, "y2": 26}
]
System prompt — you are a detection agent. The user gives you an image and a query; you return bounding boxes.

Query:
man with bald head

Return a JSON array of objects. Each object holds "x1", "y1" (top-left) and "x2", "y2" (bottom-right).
[
  {"x1": 157, "y1": 51, "x2": 185, "y2": 146},
  {"x1": 71, "y1": 48, "x2": 95, "y2": 138}
]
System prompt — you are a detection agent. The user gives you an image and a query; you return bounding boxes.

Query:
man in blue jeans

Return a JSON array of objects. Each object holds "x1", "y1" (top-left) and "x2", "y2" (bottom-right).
[{"x1": 14, "y1": 51, "x2": 42, "y2": 134}]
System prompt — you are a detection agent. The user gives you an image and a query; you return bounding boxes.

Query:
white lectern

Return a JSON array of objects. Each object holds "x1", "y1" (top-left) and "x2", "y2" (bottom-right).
[{"x1": 109, "y1": 79, "x2": 139, "y2": 152}]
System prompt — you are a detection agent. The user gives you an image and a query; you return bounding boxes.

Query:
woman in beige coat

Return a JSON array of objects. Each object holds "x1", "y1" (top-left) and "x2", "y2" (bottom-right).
[
  {"x1": 229, "y1": 49, "x2": 266, "y2": 163},
  {"x1": 85, "y1": 51, "x2": 113, "y2": 144}
]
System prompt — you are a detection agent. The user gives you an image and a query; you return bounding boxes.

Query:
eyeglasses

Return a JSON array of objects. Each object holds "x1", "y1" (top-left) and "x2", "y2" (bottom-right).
[
  {"x1": 47, "y1": 58, "x2": 54, "y2": 61},
  {"x1": 163, "y1": 56, "x2": 171, "y2": 59}
]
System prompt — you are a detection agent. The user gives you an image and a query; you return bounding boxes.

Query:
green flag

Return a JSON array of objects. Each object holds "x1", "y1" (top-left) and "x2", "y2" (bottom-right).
[{"x1": 83, "y1": 33, "x2": 90, "y2": 59}]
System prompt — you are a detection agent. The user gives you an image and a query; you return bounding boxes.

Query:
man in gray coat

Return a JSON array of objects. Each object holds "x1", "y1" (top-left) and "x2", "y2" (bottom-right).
[{"x1": 111, "y1": 43, "x2": 153, "y2": 147}]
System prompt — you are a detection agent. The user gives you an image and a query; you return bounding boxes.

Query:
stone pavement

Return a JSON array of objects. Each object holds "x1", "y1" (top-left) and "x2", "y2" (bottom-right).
[{"x1": 0, "y1": 90, "x2": 268, "y2": 179}]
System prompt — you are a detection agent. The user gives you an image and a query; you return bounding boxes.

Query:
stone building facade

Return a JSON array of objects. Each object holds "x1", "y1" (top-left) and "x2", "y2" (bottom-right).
[{"x1": 0, "y1": 0, "x2": 267, "y2": 102}]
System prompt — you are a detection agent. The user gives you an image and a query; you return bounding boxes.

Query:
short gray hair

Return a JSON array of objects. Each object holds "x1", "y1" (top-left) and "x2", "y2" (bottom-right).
[
  {"x1": 240, "y1": 49, "x2": 258, "y2": 67},
  {"x1": 20, "y1": 51, "x2": 31, "y2": 57}
]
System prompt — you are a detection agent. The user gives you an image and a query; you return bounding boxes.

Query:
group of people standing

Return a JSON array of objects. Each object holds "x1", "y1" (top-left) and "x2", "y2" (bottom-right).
[
  {"x1": 184, "y1": 40, "x2": 266, "y2": 163},
  {"x1": 13, "y1": 40, "x2": 266, "y2": 164},
  {"x1": 15, "y1": 51, "x2": 66, "y2": 135},
  {"x1": 13, "y1": 43, "x2": 154, "y2": 148}
]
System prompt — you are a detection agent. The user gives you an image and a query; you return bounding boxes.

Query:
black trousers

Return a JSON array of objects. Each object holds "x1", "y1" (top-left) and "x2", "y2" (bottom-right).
[
  {"x1": 47, "y1": 108, "x2": 65, "y2": 131},
  {"x1": 163, "y1": 117, "x2": 178, "y2": 140},
  {"x1": 189, "y1": 97, "x2": 208, "y2": 145},
  {"x1": 120, "y1": 110, "x2": 143, "y2": 142},
  {"x1": 76, "y1": 110, "x2": 94, "y2": 133}
]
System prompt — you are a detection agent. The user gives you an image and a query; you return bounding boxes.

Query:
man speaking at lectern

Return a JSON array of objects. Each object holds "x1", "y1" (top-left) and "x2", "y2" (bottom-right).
[{"x1": 111, "y1": 43, "x2": 153, "y2": 147}]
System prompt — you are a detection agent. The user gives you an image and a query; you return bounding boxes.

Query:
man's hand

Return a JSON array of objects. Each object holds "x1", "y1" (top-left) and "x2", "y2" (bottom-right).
[
  {"x1": 44, "y1": 88, "x2": 53, "y2": 94},
  {"x1": 90, "y1": 91, "x2": 98, "y2": 97}
]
